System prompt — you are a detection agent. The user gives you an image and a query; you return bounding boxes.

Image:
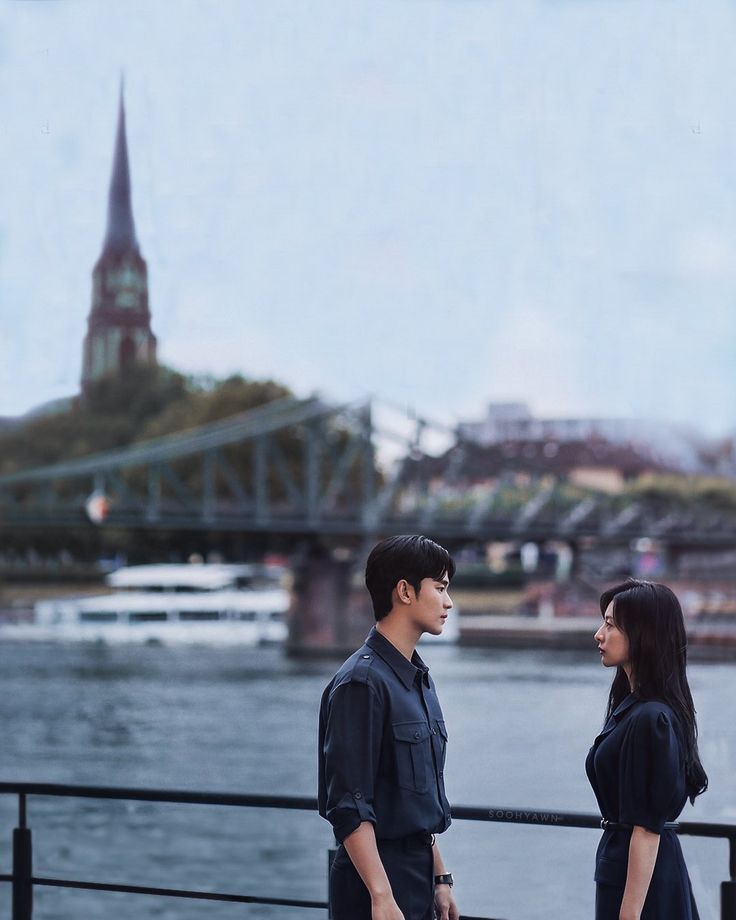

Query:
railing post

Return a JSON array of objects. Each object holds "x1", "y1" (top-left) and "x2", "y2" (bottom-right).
[
  {"x1": 722, "y1": 835, "x2": 736, "y2": 920},
  {"x1": 12, "y1": 794, "x2": 32, "y2": 920}
]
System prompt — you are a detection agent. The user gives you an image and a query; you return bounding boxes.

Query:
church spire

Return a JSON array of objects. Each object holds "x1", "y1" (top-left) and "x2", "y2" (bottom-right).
[
  {"x1": 82, "y1": 83, "x2": 157, "y2": 392},
  {"x1": 102, "y1": 80, "x2": 139, "y2": 256}
]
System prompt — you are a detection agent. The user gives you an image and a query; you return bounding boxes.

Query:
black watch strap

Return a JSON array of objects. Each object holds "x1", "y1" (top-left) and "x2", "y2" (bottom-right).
[{"x1": 434, "y1": 873, "x2": 454, "y2": 887}]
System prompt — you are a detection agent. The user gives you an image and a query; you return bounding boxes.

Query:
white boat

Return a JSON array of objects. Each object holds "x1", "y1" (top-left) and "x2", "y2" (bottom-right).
[{"x1": 15, "y1": 563, "x2": 290, "y2": 646}]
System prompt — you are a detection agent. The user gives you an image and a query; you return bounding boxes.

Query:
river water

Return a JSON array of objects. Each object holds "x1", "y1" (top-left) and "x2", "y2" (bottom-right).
[{"x1": 0, "y1": 640, "x2": 732, "y2": 920}]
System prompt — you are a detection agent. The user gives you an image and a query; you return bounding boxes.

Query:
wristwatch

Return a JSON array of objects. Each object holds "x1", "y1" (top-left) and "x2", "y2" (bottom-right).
[{"x1": 434, "y1": 873, "x2": 454, "y2": 887}]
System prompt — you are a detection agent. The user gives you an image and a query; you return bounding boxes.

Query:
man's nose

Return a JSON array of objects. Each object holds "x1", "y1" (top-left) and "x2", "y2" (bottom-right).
[{"x1": 445, "y1": 594, "x2": 453, "y2": 609}]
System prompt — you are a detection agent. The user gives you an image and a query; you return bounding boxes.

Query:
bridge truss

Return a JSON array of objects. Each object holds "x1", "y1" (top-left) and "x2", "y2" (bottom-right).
[{"x1": 1, "y1": 395, "x2": 736, "y2": 547}]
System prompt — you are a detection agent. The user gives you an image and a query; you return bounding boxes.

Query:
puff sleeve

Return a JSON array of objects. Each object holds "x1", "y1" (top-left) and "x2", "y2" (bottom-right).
[{"x1": 618, "y1": 705, "x2": 684, "y2": 834}]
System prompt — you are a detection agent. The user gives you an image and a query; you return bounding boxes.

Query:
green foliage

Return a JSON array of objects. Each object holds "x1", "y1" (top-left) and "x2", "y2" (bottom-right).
[
  {"x1": 0, "y1": 368, "x2": 293, "y2": 475},
  {"x1": 621, "y1": 472, "x2": 736, "y2": 509},
  {"x1": 452, "y1": 564, "x2": 525, "y2": 589},
  {"x1": 0, "y1": 369, "x2": 370, "y2": 513},
  {"x1": 131, "y1": 375, "x2": 298, "y2": 501},
  {"x1": 137, "y1": 375, "x2": 291, "y2": 441},
  {"x1": 84, "y1": 365, "x2": 190, "y2": 431}
]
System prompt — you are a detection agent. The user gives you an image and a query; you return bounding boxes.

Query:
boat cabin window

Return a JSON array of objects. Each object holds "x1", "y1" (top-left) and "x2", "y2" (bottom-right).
[
  {"x1": 129, "y1": 612, "x2": 168, "y2": 622},
  {"x1": 234, "y1": 576, "x2": 253, "y2": 589},
  {"x1": 178, "y1": 611, "x2": 220, "y2": 621},
  {"x1": 237, "y1": 611, "x2": 257, "y2": 621},
  {"x1": 80, "y1": 612, "x2": 119, "y2": 623},
  {"x1": 121, "y1": 585, "x2": 203, "y2": 593}
]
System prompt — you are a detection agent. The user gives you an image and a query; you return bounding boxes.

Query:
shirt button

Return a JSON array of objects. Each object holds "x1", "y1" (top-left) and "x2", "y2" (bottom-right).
[
  {"x1": 431, "y1": 728, "x2": 437, "y2": 735},
  {"x1": 439, "y1": 771, "x2": 444, "y2": 778},
  {"x1": 414, "y1": 731, "x2": 421, "y2": 739},
  {"x1": 354, "y1": 791, "x2": 363, "y2": 799},
  {"x1": 361, "y1": 654, "x2": 370, "y2": 659}
]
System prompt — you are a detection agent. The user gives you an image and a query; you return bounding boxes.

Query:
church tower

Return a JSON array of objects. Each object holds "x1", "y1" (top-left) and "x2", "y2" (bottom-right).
[{"x1": 81, "y1": 86, "x2": 157, "y2": 391}]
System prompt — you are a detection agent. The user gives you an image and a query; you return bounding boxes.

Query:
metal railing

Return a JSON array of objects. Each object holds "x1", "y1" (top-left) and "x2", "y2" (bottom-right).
[{"x1": 0, "y1": 782, "x2": 733, "y2": 919}]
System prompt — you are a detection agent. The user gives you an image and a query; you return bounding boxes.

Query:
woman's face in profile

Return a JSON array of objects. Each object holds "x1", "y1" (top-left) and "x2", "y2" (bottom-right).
[{"x1": 594, "y1": 601, "x2": 630, "y2": 670}]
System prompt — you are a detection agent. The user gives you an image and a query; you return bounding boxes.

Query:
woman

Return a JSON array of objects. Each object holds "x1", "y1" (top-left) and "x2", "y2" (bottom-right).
[{"x1": 586, "y1": 580, "x2": 707, "y2": 920}]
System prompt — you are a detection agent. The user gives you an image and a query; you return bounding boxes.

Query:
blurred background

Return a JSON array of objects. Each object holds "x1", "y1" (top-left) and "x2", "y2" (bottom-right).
[{"x1": 0, "y1": 1, "x2": 735, "y2": 918}]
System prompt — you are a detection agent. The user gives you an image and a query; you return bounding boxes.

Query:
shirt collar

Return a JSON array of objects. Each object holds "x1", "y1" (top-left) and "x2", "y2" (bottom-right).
[{"x1": 365, "y1": 626, "x2": 429, "y2": 690}]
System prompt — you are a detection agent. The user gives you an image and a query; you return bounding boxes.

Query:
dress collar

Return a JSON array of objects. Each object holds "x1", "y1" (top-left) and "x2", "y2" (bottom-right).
[
  {"x1": 611, "y1": 691, "x2": 640, "y2": 721},
  {"x1": 592, "y1": 692, "x2": 641, "y2": 745}
]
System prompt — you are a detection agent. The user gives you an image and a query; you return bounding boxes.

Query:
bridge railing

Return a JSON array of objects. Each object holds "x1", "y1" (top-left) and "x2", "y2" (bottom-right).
[{"x1": 0, "y1": 782, "x2": 733, "y2": 920}]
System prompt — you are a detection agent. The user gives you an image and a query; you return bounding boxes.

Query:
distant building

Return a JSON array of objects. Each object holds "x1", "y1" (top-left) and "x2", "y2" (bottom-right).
[
  {"x1": 81, "y1": 86, "x2": 157, "y2": 391},
  {"x1": 458, "y1": 402, "x2": 534, "y2": 445},
  {"x1": 461, "y1": 402, "x2": 674, "y2": 448},
  {"x1": 458, "y1": 402, "x2": 718, "y2": 475},
  {"x1": 415, "y1": 437, "x2": 678, "y2": 496}
]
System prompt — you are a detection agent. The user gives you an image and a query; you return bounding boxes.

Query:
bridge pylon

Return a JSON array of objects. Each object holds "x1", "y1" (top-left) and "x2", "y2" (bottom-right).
[{"x1": 286, "y1": 544, "x2": 373, "y2": 657}]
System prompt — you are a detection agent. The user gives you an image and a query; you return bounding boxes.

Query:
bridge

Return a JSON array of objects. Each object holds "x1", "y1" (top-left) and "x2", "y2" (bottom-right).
[{"x1": 1, "y1": 394, "x2": 735, "y2": 547}]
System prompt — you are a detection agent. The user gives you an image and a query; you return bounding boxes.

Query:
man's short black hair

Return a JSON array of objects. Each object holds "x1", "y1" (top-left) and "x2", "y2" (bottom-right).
[{"x1": 365, "y1": 534, "x2": 456, "y2": 621}]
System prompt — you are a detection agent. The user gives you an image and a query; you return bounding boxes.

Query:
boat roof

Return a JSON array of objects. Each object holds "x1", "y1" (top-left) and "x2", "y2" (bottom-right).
[
  {"x1": 61, "y1": 589, "x2": 288, "y2": 613},
  {"x1": 107, "y1": 563, "x2": 256, "y2": 591}
]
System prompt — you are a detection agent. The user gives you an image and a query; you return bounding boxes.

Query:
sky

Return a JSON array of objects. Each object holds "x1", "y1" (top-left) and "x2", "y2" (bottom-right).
[{"x1": 2, "y1": 0, "x2": 736, "y2": 434}]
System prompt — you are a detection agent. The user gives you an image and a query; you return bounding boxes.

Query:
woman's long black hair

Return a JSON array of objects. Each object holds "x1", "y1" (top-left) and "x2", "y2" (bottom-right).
[{"x1": 600, "y1": 579, "x2": 707, "y2": 803}]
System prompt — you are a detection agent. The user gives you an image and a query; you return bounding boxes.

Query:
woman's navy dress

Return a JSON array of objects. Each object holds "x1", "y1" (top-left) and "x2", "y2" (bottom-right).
[{"x1": 585, "y1": 693, "x2": 699, "y2": 920}]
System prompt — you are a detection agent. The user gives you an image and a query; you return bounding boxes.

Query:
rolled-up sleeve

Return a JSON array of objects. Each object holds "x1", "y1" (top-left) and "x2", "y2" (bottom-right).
[{"x1": 319, "y1": 680, "x2": 382, "y2": 843}]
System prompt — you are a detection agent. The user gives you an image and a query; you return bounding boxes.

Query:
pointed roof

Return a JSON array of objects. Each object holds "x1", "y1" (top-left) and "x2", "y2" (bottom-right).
[{"x1": 102, "y1": 83, "x2": 139, "y2": 256}]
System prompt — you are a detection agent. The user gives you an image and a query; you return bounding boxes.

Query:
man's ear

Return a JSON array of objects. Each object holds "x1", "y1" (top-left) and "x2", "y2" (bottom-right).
[{"x1": 394, "y1": 579, "x2": 414, "y2": 606}]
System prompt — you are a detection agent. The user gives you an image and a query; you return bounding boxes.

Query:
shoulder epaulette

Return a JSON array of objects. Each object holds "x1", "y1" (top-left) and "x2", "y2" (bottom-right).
[{"x1": 349, "y1": 648, "x2": 375, "y2": 685}]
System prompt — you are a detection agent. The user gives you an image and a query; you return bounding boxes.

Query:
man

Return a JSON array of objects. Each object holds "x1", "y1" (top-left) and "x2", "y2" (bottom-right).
[{"x1": 318, "y1": 535, "x2": 460, "y2": 920}]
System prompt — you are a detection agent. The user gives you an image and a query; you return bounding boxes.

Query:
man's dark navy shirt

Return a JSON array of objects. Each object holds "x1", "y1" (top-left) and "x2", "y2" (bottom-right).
[{"x1": 318, "y1": 626, "x2": 452, "y2": 844}]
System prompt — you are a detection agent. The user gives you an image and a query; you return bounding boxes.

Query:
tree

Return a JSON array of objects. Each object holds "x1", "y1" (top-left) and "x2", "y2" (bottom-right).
[{"x1": 0, "y1": 368, "x2": 292, "y2": 475}]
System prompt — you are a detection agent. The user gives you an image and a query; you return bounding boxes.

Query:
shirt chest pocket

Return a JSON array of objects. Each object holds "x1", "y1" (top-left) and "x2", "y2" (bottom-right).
[{"x1": 392, "y1": 721, "x2": 431, "y2": 794}]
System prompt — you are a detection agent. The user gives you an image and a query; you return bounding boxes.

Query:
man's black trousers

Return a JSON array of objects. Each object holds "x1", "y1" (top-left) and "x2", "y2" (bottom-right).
[{"x1": 329, "y1": 835, "x2": 434, "y2": 920}]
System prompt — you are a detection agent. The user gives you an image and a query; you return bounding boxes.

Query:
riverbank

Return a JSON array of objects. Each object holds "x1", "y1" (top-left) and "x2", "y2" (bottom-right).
[
  {"x1": 4, "y1": 580, "x2": 736, "y2": 659},
  {"x1": 458, "y1": 612, "x2": 736, "y2": 659}
]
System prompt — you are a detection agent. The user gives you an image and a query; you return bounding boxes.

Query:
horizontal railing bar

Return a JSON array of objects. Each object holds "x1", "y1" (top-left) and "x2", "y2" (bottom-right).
[
  {"x1": 455, "y1": 804, "x2": 736, "y2": 837},
  {"x1": 0, "y1": 783, "x2": 315, "y2": 810},
  {"x1": 31, "y1": 876, "x2": 326, "y2": 908},
  {"x1": 0, "y1": 784, "x2": 732, "y2": 840},
  {"x1": 456, "y1": 805, "x2": 604, "y2": 828},
  {"x1": 674, "y1": 824, "x2": 736, "y2": 840},
  {"x1": 0, "y1": 876, "x2": 498, "y2": 920}
]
